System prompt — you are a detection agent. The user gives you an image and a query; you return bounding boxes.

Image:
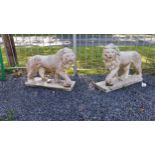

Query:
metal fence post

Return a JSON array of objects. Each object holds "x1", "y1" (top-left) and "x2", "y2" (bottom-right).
[
  {"x1": 2, "y1": 34, "x2": 18, "y2": 67},
  {"x1": 73, "y1": 34, "x2": 77, "y2": 76},
  {"x1": 0, "y1": 48, "x2": 5, "y2": 80}
]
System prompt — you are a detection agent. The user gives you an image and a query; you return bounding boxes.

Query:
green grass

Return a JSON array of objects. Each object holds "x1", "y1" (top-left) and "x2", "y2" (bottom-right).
[
  {"x1": 0, "y1": 110, "x2": 15, "y2": 121},
  {"x1": 2, "y1": 46, "x2": 155, "y2": 74}
]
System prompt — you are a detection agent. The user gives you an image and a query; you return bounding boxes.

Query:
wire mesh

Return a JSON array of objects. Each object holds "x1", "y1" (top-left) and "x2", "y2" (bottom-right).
[{"x1": 0, "y1": 34, "x2": 155, "y2": 74}]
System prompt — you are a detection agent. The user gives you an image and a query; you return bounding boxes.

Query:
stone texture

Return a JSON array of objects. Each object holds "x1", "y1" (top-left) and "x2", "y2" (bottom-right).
[
  {"x1": 94, "y1": 75, "x2": 143, "y2": 92},
  {"x1": 25, "y1": 77, "x2": 76, "y2": 91}
]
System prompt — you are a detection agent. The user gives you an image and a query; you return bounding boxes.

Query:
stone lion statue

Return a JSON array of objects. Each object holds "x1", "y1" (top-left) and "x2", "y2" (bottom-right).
[
  {"x1": 103, "y1": 44, "x2": 142, "y2": 86},
  {"x1": 26, "y1": 47, "x2": 75, "y2": 87}
]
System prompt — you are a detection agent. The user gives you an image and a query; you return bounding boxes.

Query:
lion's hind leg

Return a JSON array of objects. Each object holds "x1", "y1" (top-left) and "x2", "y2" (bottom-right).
[
  {"x1": 121, "y1": 64, "x2": 131, "y2": 79},
  {"x1": 38, "y1": 67, "x2": 48, "y2": 81},
  {"x1": 134, "y1": 63, "x2": 142, "y2": 77},
  {"x1": 54, "y1": 73, "x2": 61, "y2": 83},
  {"x1": 27, "y1": 69, "x2": 38, "y2": 81},
  {"x1": 132, "y1": 55, "x2": 142, "y2": 77},
  {"x1": 27, "y1": 63, "x2": 38, "y2": 81}
]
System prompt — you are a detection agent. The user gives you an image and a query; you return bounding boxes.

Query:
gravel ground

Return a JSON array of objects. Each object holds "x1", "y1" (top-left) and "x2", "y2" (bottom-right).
[{"x1": 0, "y1": 75, "x2": 155, "y2": 121}]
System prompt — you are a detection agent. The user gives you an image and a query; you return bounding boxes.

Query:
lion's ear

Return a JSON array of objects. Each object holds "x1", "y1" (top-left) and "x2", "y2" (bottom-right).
[
  {"x1": 56, "y1": 48, "x2": 65, "y2": 58},
  {"x1": 113, "y1": 45, "x2": 119, "y2": 52},
  {"x1": 116, "y1": 52, "x2": 120, "y2": 56},
  {"x1": 114, "y1": 46, "x2": 120, "y2": 55}
]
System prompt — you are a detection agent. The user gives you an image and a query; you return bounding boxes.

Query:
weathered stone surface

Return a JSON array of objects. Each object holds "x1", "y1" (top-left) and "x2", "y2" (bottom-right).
[
  {"x1": 103, "y1": 44, "x2": 142, "y2": 86},
  {"x1": 94, "y1": 75, "x2": 143, "y2": 92},
  {"x1": 25, "y1": 77, "x2": 76, "y2": 91},
  {"x1": 26, "y1": 47, "x2": 75, "y2": 87}
]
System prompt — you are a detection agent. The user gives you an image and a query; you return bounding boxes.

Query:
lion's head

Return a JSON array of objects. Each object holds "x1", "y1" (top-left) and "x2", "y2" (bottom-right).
[
  {"x1": 56, "y1": 47, "x2": 75, "y2": 69},
  {"x1": 103, "y1": 43, "x2": 120, "y2": 60},
  {"x1": 103, "y1": 44, "x2": 120, "y2": 70}
]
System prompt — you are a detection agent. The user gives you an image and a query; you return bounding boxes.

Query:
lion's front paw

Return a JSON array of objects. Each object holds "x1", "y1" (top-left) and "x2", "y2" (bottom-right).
[
  {"x1": 41, "y1": 77, "x2": 48, "y2": 81},
  {"x1": 118, "y1": 76, "x2": 124, "y2": 81},
  {"x1": 46, "y1": 79, "x2": 52, "y2": 83},
  {"x1": 54, "y1": 78, "x2": 61, "y2": 84},
  {"x1": 63, "y1": 81, "x2": 72, "y2": 87},
  {"x1": 105, "y1": 80, "x2": 113, "y2": 86},
  {"x1": 27, "y1": 78, "x2": 34, "y2": 82}
]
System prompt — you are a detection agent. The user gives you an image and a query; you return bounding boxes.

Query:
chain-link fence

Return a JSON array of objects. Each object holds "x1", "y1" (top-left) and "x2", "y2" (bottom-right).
[{"x1": 1, "y1": 34, "x2": 155, "y2": 74}]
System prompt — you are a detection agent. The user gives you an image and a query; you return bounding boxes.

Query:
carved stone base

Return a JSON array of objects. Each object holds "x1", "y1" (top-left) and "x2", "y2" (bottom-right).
[
  {"x1": 25, "y1": 77, "x2": 76, "y2": 91},
  {"x1": 93, "y1": 75, "x2": 143, "y2": 92}
]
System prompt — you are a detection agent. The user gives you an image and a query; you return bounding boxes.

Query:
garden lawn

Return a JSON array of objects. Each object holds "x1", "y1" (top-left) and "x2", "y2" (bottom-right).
[{"x1": 1, "y1": 46, "x2": 155, "y2": 74}]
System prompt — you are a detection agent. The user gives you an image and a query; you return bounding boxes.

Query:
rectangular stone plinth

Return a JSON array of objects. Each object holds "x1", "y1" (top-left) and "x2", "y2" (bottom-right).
[
  {"x1": 94, "y1": 75, "x2": 143, "y2": 92},
  {"x1": 25, "y1": 77, "x2": 76, "y2": 91}
]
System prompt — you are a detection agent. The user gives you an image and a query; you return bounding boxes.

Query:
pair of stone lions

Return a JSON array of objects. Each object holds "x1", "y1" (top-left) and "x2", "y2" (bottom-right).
[
  {"x1": 103, "y1": 44, "x2": 142, "y2": 86},
  {"x1": 26, "y1": 47, "x2": 75, "y2": 87}
]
